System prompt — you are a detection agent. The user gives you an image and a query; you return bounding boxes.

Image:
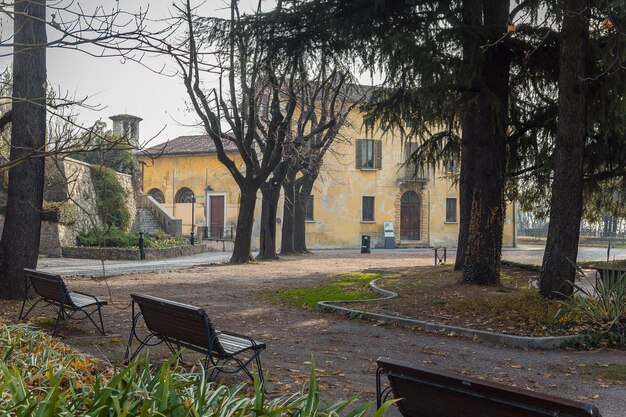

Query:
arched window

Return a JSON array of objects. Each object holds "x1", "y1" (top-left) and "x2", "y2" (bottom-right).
[
  {"x1": 148, "y1": 188, "x2": 165, "y2": 204},
  {"x1": 175, "y1": 187, "x2": 195, "y2": 203}
]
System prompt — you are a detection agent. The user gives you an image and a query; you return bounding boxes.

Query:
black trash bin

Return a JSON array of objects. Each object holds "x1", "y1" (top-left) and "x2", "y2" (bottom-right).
[{"x1": 361, "y1": 235, "x2": 371, "y2": 254}]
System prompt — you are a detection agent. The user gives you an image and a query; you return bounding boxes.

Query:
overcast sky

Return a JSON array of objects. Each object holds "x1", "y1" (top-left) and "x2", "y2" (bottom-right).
[{"x1": 0, "y1": 1, "x2": 264, "y2": 147}]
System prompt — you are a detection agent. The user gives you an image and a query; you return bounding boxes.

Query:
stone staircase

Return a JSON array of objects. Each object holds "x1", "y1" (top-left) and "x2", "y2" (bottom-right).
[{"x1": 137, "y1": 207, "x2": 166, "y2": 234}]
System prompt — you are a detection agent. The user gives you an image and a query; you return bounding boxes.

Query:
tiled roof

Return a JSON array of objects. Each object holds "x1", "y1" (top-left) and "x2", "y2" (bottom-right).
[{"x1": 142, "y1": 135, "x2": 238, "y2": 156}]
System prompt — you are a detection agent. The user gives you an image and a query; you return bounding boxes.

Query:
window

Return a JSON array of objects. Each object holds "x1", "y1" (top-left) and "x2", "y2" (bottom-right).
[
  {"x1": 362, "y1": 196, "x2": 375, "y2": 221},
  {"x1": 175, "y1": 187, "x2": 195, "y2": 203},
  {"x1": 148, "y1": 188, "x2": 165, "y2": 204},
  {"x1": 446, "y1": 158, "x2": 459, "y2": 173},
  {"x1": 405, "y1": 142, "x2": 418, "y2": 161},
  {"x1": 404, "y1": 142, "x2": 426, "y2": 178},
  {"x1": 446, "y1": 198, "x2": 457, "y2": 223},
  {"x1": 305, "y1": 195, "x2": 314, "y2": 221},
  {"x1": 356, "y1": 139, "x2": 382, "y2": 169}
]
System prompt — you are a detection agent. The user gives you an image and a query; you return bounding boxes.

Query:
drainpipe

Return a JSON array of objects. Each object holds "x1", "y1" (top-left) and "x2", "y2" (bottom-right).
[
  {"x1": 512, "y1": 201, "x2": 517, "y2": 248},
  {"x1": 427, "y1": 190, "x2": 431, "y2": 247}
]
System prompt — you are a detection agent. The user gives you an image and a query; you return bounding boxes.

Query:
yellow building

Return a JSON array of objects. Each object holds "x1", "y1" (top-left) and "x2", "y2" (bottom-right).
[{"x1": 139, "y1": 124, "x2": 516, "y2": 249}]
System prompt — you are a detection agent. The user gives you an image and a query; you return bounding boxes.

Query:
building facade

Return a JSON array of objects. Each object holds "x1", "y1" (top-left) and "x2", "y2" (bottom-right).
[{"x1": 139, "y1": 120, "x2": 516, "y2": 249}]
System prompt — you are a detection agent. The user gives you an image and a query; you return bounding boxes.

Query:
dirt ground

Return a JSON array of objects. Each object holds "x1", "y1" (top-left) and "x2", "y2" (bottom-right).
[{"x1": 1, "y1": 252, "x2": 625, "y2": 416}]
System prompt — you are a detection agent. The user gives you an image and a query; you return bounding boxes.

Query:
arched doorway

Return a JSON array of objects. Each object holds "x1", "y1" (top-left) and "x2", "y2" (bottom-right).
[{"x1": 400, "y1": 191, "x2": 420, "y2": 240}]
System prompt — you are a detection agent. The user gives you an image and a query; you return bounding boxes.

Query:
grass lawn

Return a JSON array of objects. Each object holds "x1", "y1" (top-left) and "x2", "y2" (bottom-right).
[
  {"x1": 263, "y1": 272, "x2": 386, "y2": 308},
  {"x1": 265, "y1": 266, "x2": 600, "y2": 338}
]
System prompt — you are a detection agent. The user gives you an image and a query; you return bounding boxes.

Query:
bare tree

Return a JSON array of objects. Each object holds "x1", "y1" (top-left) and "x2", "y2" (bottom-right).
[
  {"x1": 151, "y1": 0, "x2": 301, "y2": 263},
  {"x1": 257, "y1": 62, "x2": 354, "y2": 260},
  {"x1": 280, "y1": 70, "x2": 361, "y2": 255},
  {"x1": 0, "y1": 1, "x2": 153, "y2": 299}
]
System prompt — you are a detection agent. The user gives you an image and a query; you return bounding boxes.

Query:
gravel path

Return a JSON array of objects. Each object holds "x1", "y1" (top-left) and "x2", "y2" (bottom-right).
[{"x1": 6, "y1": 252, "x2": 625, "y2": 416}]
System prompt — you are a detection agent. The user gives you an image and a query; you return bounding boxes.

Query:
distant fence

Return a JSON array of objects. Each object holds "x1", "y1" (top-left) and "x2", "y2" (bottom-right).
[{"x1": 518, "y1": 230, "x2": 626, "y2": 247}]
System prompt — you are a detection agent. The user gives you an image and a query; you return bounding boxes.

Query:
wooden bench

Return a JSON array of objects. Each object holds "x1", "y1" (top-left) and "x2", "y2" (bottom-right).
[
  {"x1": 125, "y1": 293, "x2": 265, "y2": 383},
  {"x1": 594, "y1": 267, "x2": 626, "y2": 288},
  {"x1": 19, "y1": 268, "x2": 107, "y2": 336},
  {"x1": 376, "y1": 357, "x2": 602, "y2": 417}
]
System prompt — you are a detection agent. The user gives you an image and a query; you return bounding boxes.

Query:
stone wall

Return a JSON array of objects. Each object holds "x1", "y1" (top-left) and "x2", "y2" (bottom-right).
[
  {"x1": 56, "y1": 158, "x2": 102, "y2": 246},
  {"x1": 0, "y1": 156, "x2": 141, "y2": 257}
]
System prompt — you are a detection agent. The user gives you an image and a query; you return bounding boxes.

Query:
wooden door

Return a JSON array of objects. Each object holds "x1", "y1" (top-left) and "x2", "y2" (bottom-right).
[
  {"x1": 401, "y1": 191, "x2": 420, "y2": 240},
  {"x1": 209, "y1": 195, "x2": 225, "y2": 237}
]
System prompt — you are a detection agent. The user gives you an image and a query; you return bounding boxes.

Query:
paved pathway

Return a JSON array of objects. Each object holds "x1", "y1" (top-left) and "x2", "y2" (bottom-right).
[
  {"x1": 38, "y1": 251, "x2": 232, "y2": 277},
  {"x1": 38, "y1": 244, "x2": 626, "y2": 277}
]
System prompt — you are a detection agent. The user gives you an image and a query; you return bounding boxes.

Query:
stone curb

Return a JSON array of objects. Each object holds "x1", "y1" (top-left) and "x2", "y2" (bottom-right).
[{"x1": 317, "y1": 277, "x2": 579, "y2": 349}]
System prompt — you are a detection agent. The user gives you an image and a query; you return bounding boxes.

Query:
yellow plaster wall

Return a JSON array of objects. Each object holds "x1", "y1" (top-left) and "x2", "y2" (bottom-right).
[
  {"x1": 303, "y1": 110, "x2": 515, "y2": 248},
  {"x1": 140, "y1": 116, "x2": 515, "y2": 249},
  {"x1": 140, "y1": 153, "x2": 263, "y2": 238}
]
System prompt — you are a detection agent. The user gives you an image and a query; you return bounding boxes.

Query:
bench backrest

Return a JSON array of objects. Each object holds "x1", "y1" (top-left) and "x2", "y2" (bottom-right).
[
  {"x1": 377, "y1": 358, "x2": 601, "y2": 417},
  {"x1": 130, "y1": 293, "x2": 226, "y2": 355},
  {"x1": 597, "y1": 268, "x2": 626, "y2": 287},
  {"x1": 24, "y1": 268, "x2": 71, "y2": 306}
]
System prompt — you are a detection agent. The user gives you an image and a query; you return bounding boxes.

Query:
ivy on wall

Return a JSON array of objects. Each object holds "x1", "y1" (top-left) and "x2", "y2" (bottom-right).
[{"x1": 90, "y1": 165, "x2": 131, "y2": 230}]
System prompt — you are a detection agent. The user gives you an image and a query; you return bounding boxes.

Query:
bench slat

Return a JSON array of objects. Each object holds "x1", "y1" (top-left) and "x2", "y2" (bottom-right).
[
  {"x1": 218, "y1": 333, "x2": 265, "y2": 355},
  {"x1": 377, "y1": 358, "x2": 601, "y2": 417},
  {"x1": 68, "y1": 292, "x2": 104, "y2": 308}
]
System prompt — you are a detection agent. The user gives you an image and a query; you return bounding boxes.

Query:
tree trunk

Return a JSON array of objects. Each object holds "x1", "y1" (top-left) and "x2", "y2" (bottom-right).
[
  {"x1": 257, "y1": 161, "x2": 290, "y2": 260},
  {"x1": 461, "y1": 0, "x2": 511, "y2": 285},
  {"x1": 456, "y1": 102, "x2": 478, "y2": 271},
  {"x1": 0, "y1": 0, "x2": 47, "y2": 300},
  {"x1": 539, "y1": 0, "x2": 590, "y2": 297},
  {"x1": 230, "y1": 187, "x2": 257, "y2": 263},
  {"x1": 294, "y1": 177, "x2": 315, "y2": 254},
  {"x1": 454, "y1": 0, "x2": 481, "y2": 271},
  {"x1": 257, "y1": 182, "x2": 281, "y2": 260},
  {"x1": 280, "y1": 168, "x2": 297, "y2": 254}
]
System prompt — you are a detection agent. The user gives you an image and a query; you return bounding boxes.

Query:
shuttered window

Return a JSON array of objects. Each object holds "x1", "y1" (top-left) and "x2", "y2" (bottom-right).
[
  {"x1": 356, "y1": 139, "x2": 382, "y2": 169},
  {"x1": 362, "y1": 196, "x2": 375, "y2": 221}
]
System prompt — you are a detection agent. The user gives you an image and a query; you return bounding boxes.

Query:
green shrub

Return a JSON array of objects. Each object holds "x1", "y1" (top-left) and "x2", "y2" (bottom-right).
[
  {"x1": 76, "y1": 225, "x2": 138, "y2": 248},
  {"x1": 77, "y1": 227, "x2": 187, "y2": 249},
  {"x1": 42, "y1": 201, "x2": 78, "y2": 224},
  {"x1": 144, "y1": 232, "x2": 187, "y2": 249},
  {"x1": 0, "y1": 324, "x2": 393, "y2": 417},
  {"x1": 559, "y1": 264, "x2": 626, "y2": 345},
  {"x1": 90, "y1": 164, "x2": 131, "y2": 230}
]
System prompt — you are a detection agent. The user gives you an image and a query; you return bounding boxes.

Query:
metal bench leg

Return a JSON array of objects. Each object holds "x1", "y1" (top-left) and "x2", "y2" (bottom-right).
[
  {"x1": 255, "y1": 352, "x2": 264, "y2": 385},
  {"x1": 96, "y1": 305, "x2": 105, "y2": 335},
  {"x1": 238, "y1": 358, "x2": 255, "y2": 382},
  {"x1": 376, "y1": 367, "x2": 393, "y2": 408},
  {"x1": 19, "y1": 294, "x2": 28, "y2": 320},
  {"x1": 207, "y1": 366, "x2": 220, "y2": 382},
  {"x1": 52, "y1": 305, "x2": 69, "y2": 337},
  {"x1": 19, "y1": 297, "x2": 42, "y2": 321},
  {"x1": 81, "y1": 306, "x2": 106, "y2": 335}
]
